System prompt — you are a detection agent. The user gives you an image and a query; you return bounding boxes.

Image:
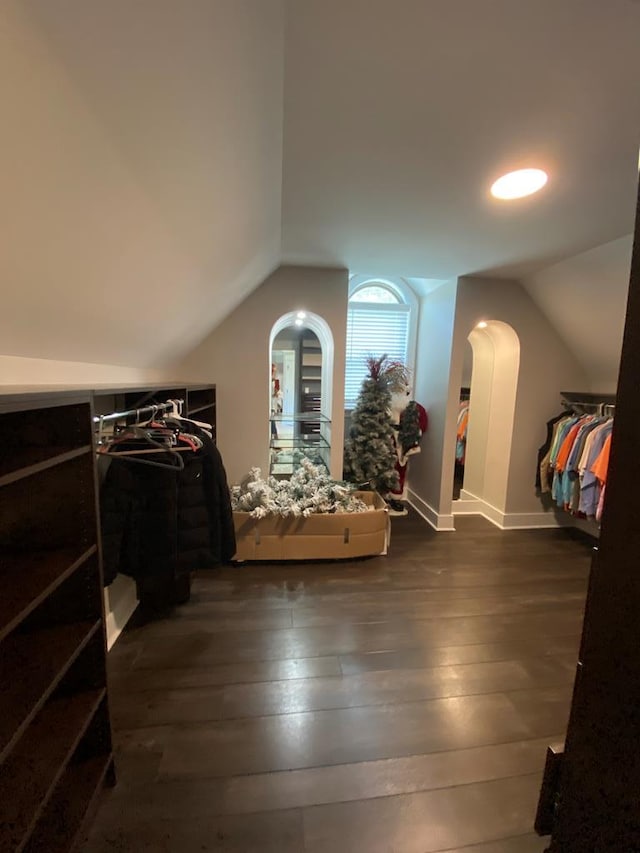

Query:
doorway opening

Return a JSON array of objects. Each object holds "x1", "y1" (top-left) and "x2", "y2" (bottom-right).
[
  {"x1": 269, "y1": 312, "x2": 334, "y2": 478},
  {"x1": 453, "y1": 320, "x2": 520, "y2": 523}
]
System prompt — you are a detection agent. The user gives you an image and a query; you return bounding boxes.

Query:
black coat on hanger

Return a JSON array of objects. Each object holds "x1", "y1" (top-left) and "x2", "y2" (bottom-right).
[{"x1": 100, "y1": 428, "x2": 235, "y2": 590}]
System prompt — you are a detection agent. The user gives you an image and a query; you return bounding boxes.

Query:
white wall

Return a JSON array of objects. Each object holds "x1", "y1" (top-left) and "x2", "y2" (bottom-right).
[
  {"x1": 178, "y1": 266, "x2": 349, "y2": 485},
  {"x1": 522, "y1": 235, "x2": 632, "y2": 391},
  {"x1": 463, "y1": 322, "x2": 520, "y2": 513},
  {"x1": 0, "y1": 0, "x2": 284, "y2": 369},
  {"x1": 408, "y1": 279, "x2": 459, "y2": 530},
  {"x1": 462, "y1": 329, "x2": 495, "y2": 501},
  {"x1": 460, "y1": 342, "x2": 474, "y2": 389},
  {"x1": 0, "y1": 354, "x2": 172, "y2": 387},
  {"x1": 452, "y1": 277, "x2": 588, "y2": 519}
]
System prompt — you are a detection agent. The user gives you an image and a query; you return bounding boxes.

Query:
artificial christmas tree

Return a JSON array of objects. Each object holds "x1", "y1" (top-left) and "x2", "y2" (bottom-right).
[{"x1": 344, "y1": 355, "x2": 410, "y2": 493}]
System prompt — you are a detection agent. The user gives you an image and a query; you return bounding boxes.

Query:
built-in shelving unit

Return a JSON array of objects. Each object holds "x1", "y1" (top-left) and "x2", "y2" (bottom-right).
[
  {"x1": 299, "y1": 331, "x2": 322, "y2": 399},
  {"x1": 0, "y1": 392, "x2": 114, "y2": 853},
  {"x1": 0, "y1": 381, "x2": 218, "y2": 849}
]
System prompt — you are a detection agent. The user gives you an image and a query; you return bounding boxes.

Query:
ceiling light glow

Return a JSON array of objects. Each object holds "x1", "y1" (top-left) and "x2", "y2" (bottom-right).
[
  {"x1": 476, "y1": 321, "x2": 488, "y2": 329},
  {"x1": 295, "y1": 318, "x2": 304, "y2": 327},
  {"x1": 490, "y1": 168, "x2": 548, "y2": 200},
  {"x1": 296, "y1": 311, "x2": 307, "y2": 319}
]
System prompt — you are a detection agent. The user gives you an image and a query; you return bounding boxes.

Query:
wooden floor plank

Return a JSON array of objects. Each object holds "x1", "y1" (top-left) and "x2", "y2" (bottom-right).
[{"x1": 84, "y1": 511, "x2": 592, "y2": 851}]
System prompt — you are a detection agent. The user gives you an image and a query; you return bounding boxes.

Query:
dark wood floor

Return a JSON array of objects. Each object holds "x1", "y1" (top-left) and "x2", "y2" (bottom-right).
[{"x1": 84, "y1": 512, "x2": 593, "y2": 852}]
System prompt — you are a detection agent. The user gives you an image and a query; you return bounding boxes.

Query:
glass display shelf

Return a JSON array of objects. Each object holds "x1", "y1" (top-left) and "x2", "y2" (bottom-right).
[
  {"x1": 269, "y1": 414, "x2": 331, "y2": 478},
  {"x1": 270, "y1": 412, "x2": 330, "y2": 423}
]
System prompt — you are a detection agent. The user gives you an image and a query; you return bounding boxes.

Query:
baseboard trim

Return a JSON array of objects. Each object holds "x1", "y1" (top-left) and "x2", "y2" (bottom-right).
[
  {"x1": 452, "y1": 497, "x2": 481, "y2": 514},
  {"x1": 453, "y1": 493, "x2": 573, "y2": 531},
  {"x1": 407, "y1": 489, "x2": 456, "y2": 531},
  {"x1": 501, "y1": 512, "x2": 568, "y2": 530}
]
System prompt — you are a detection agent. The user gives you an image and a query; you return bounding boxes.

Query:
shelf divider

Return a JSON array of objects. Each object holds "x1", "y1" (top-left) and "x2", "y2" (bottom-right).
[
  {"x1": 0, "y1": 688, "x2": 106, "y2": 852},
  {"x1": 0, "y1": 446, "x2": 92, "y2": 488},
  {"x1": 23, "y1": 753, "x2": 113, "y2": 853},
  {"x1": 0, "y1": 546, "x2": 97, "y2": 643},
  {"x1": 0, "y1": 621, "x2": 101, "y2": 763}
]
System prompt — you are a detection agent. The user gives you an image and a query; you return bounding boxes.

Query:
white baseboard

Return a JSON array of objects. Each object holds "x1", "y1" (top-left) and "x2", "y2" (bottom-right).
[
  {"x1": 452, "y1": 496, "x2": 481, "y2": 514},
  {"x1": 452, "y1": 492, "x2": 580, "y2": 531},
  {"x1": 104, "y1": 574, "x2": 139, "y2": 650},
  {"x1": 501, "y1": 511, "x2": 566, "y2": 530},
  {"x1": 407, "y1": 489, "x2": 456, "y2": 531}
]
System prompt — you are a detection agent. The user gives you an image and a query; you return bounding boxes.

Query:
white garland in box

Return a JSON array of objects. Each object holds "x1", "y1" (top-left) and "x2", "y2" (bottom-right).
[{"x1": 230, "y1": 458, "x2": 369, "y2": 519}]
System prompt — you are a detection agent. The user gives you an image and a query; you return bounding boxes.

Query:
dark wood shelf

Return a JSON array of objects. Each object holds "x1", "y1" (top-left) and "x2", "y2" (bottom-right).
[
  {"x1": 0, "y1": 621, "x2": 101, "y2": 762},
  {"x1": 0, "y1": 687, "x2": 106, "y2": 851},
  {"x1": 187, "y1": 403, "x2": 215, "y2": 417},
  {"x1": 0, "y1": 446, "x2": 92, "y2": 488},
  {"x1": 0, "y1": 546, "x2": 97, "y2": 642},
  {"x1": 22, "y1": 753, "x2": 113, "y2": 853},
  {"x1": 0, "y1": 390, "x2": 139, "y2": 850}
]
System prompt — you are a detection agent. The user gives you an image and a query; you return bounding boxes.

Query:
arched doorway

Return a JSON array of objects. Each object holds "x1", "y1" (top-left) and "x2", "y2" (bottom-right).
[
  {"x1": 268, "y1": 311, "x2": 335, "y2": 478},
  {"x1": 454, "y1": 320, "x2": 520, "y2": 521}
]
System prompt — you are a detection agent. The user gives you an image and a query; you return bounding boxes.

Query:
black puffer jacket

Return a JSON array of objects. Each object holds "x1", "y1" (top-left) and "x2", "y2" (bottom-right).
[{"x1": 100, "y1": 429, "x2": 235, "y2": 588}]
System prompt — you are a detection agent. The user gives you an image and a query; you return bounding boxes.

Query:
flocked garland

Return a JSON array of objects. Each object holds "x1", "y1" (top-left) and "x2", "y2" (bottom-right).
[{"x1": 230, "y1": 458, "x2": 369, "y2": 519}]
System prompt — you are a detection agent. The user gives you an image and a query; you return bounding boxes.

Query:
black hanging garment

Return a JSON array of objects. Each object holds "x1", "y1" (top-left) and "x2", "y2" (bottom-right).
[
  {"x1": 100, "y1": 428, "x2": 235, "y2": 609},
  {"x1": 535, "y1": 411, "x2": 566, "y2": 491}
]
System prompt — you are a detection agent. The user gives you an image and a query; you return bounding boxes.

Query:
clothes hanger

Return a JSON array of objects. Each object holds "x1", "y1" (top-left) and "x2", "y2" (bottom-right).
[
  {"x1": 97, "y1": 425, "x2": 187, "y2": 470},
  {"x1": 166, "y1": 398, "x2": 213, "y2": 430}
]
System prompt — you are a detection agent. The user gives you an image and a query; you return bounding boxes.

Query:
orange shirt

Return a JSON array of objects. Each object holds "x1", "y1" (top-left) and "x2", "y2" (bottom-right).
[
  {"x1": 591, "y1": 433, "x2": 611, "y2": 484},
  {"x1": 457, "y1": 411, "x2": 469, "y2": 441},
  {"x1": 556, "y1": 423, "x2": 581, "y2": 472}
]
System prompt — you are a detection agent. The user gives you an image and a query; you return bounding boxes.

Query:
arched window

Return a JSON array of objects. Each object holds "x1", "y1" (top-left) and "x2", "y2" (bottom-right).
[{"x1": 345, "y1": 276, "x2": 418, "y2": 407}]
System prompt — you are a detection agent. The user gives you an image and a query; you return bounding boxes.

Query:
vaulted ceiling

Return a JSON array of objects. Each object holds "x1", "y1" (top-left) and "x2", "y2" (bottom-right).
[
  {"x1": 282, "y1": 0, "x2": 640, "y2": 279},
  {"x1": 0, "y1": 0, "x2": 284, "y2": 368},
  {"x1": 0, "y1": 0, "x2": 638, "y2": 369}
]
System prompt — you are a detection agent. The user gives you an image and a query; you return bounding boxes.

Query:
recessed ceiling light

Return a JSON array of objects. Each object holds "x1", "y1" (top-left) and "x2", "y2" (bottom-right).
[
  {"x1": 490, "y1": 168, "x2": 548, "y2": 200},
  {"x1": 476, "y1": 321, "x2": 488, "y2": 329}
]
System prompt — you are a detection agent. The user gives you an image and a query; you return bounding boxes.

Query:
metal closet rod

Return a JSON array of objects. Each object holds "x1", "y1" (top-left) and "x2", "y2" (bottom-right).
[
  {"x1": 92, "y1": 399, "x2": 184, "y2": 426},
  {"x1": 560, "y1": 391, "x2": 617, "y2": 406}
]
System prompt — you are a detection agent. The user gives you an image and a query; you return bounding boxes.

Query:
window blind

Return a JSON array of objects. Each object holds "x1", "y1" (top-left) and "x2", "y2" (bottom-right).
[{"x1": 345, "y1": 305, "x2": 410, "y2": 407}]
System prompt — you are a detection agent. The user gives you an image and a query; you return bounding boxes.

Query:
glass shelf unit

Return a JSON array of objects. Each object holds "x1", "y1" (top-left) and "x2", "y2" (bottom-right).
[{"x1": 269, "y1": 413, "x2": 331, "y2": 478}]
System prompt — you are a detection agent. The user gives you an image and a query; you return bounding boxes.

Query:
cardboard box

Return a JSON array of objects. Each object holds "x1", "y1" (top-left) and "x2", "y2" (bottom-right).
[{"x1": 232, "y1": 491, "x2": 390, "y2": 561}]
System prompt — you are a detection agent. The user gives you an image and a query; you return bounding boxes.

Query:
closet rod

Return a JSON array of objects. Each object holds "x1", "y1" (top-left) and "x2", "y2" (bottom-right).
[
  {"x1": 560, "y1": 391, "x2": 617, "y2": 405},
  {"x1": 92, "y1": 399, "x2": 183, "y2": 427},
  {"x1": 561, "y1": 399, "x2": 616, "y2": 410}
]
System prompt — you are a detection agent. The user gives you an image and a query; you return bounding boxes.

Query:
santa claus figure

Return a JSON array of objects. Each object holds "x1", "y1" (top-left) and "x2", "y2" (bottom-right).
[
  {"x1": 387, "y1": 382, "x2": 428, "y2": 515},
  {"x1": 271, "y1": 363, "x2": 283, "y2": 438}
]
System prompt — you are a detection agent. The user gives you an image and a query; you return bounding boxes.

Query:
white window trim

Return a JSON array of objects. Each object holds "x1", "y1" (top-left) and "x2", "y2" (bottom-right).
[{"x1": 346, "y1": 276, "x2": 419, "y2": 408}]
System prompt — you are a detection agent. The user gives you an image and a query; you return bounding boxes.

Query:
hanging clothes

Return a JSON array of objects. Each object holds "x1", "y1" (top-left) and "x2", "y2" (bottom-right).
[
  {"x1": 591, "y1": 431, "x2": 612, "y2": 522},
  {"x1": 538, "y1": 405, "x2": 613, "y2": 520},
  {"x1": 99, "y1": 415, "x2": 235, "y2": 594},
  {"x1": 456, "y1": 400, "x2": 470, "y2": 464},
  {"x1": 535, "y1": 412, "x2": 566, "y2": 492}
]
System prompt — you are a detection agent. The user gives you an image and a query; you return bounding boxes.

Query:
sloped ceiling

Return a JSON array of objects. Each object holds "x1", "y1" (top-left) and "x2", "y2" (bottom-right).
[
  {"x1": 522, "y1": 235, "x2": 633, "y2": 390},
  {"x1": 0, "y1": 0, "x2": 284, "y2": 368},
  {"x1": 282, "y1": 0, "x2": 640, "y2": 279},
  {"x1": 1, "y1": 0, "x2": 638, "y2": 373}
]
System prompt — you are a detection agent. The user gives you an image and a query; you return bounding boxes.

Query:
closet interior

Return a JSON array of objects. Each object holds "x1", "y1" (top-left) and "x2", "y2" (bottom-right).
[
  {"x1": 0, "y1": 381, "x2": 218, "y2": 853},
  {"x1": 537, "y1": 390, "x2": 616, "y2": 524},
  {"x1": 453, "y1": 386, "x2": 470, "y2": 499}
]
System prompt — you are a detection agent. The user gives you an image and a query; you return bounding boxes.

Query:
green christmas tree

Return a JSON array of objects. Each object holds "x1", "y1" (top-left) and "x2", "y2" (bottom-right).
[{"x1": 344, "y1": 355, "x2": 409, "y2": 493}]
